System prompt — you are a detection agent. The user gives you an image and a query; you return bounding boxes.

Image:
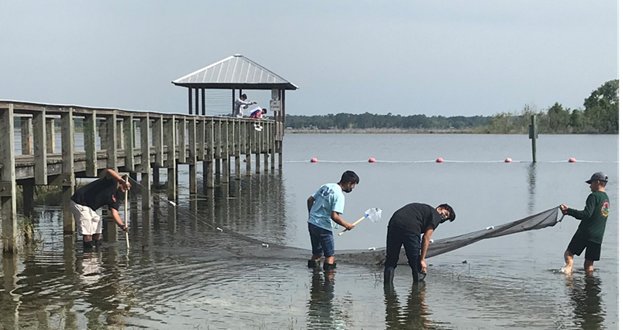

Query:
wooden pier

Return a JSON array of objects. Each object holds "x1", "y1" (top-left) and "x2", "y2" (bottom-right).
[{"x1": 0, "y1": 100, "x2": 283, "y2": 253}]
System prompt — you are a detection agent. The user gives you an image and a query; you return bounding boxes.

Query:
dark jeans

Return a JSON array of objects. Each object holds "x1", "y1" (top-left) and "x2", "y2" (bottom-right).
[
  {"x1": 384, "y1": 225, "x2": 422, "y2": 276},
  {"x1": 308, "y1": 223, "x2": 335, "y2": 257}
]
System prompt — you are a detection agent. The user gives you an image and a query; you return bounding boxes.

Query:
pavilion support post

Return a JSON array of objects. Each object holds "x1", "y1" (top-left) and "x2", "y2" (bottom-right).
[
  {"x1": 194, "y1": 88, "x2": 200, "y2": 116},
  {"x1": 188, "y1": 88, "x2": 193, "y2": 115},
  {"x1": 201, "y1": 89, "x2": 206, "y2": 116},
  {"x1": 0, "y1": 104, "x2": 18, "y2": 253}
]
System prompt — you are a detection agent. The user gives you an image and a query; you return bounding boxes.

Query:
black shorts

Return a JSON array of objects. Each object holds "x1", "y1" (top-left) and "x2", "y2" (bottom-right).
[{"x1": 567, "y1": 234, "x2": 601, "y2": 261}]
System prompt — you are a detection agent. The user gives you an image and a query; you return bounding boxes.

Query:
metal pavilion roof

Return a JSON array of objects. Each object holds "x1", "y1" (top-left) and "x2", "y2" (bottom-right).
[{"x1": 172, "y1": 54, "x2": 298, "y2": 90}]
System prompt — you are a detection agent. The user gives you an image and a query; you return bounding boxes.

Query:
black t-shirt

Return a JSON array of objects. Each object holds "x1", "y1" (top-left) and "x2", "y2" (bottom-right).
[
  {"x1": 387, "y1": 203, "x2": 442, "y2": 234},
  {"x1": 71, "y1": 176, "x2": 123, "y2": 211}
]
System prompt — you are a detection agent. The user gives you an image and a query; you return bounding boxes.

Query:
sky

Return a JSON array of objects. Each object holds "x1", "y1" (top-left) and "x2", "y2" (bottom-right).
[{"x1": 0, "y1": 1, "x2": 618, "y2": 117}]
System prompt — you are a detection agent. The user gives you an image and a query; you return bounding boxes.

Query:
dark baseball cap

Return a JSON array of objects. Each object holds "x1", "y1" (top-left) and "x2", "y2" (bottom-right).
[{"x1": 586, "y1": 172, "x2": 608, "y2": 184}]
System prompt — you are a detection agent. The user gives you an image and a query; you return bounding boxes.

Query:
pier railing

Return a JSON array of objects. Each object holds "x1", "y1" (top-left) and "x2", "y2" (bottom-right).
[{"x1": 0, "y1": 100, "x2": 281, "y2": 252}]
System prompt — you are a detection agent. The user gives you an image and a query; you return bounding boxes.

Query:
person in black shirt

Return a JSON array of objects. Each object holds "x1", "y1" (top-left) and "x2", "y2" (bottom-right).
[
  {"x1": 384, "y1": 203, "x2": 456, "y2": 285},
  {"x1": 69, "y1": 168, "x2": 131, "y2": 250}
]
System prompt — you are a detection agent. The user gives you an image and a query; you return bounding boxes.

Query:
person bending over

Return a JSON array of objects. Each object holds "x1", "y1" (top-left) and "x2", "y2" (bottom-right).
[
  {"x1": 384, "y1": 203, "x2": 456, "y2": 285},
  {"x1": 69, "y1": 168, "x2": 131, "y2": 251}
]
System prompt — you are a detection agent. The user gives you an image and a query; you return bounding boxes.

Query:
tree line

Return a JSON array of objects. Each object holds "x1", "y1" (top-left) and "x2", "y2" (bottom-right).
[{"x1": 285, "y1": 79, "x2": 618, "y2": 134}]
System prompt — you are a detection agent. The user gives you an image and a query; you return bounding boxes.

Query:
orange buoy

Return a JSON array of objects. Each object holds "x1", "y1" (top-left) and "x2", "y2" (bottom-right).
[
  {"x1": 368, "y1": 157, "x2": 376, "y2": 163},
  {"x1": 504, "y1": 157, "x2": 512, "y2": 163},
  {"x1": 310, "y1": 157, "x2": 318, "y2": 163},
  {"x1": 435, "y1": 157, "x2": 444, "y2": 163},
  {"x1": 568, "y1": 157, "x2": 576, "y2": 163}
]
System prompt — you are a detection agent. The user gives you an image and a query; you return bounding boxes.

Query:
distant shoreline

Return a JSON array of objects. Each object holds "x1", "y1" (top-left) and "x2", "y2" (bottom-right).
[
  {"x1": 284, "y1": 128, "x2": 615, "y2": 134},
  {"x1": 286, "y1": 128, "x2": 486, "y2": 134}
]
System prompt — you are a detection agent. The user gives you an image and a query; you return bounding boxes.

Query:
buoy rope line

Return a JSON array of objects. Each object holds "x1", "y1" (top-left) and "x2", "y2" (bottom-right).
[{"x1": 288, "y1": 158, "x2": 617, "y2": 164}]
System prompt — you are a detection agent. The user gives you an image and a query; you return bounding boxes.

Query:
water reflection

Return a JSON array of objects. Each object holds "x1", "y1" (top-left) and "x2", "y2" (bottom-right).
[
  {"x1": 566, "y1": 274, "x2": 604, "y2": 329},
  {"x1": 526, "y1": 163, "x2": 537, "y2": 214},
  {"x1": 384, "y1": 283, "x2": 431, "y2": 329},
  {"x1": 306, "y1": 270, "x2": 341, "y2": 329}
]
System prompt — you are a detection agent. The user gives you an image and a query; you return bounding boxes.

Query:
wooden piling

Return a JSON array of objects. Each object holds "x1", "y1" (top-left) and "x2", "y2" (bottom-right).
[{"x1": 0, "y1": 104, "x2": 17, "y2": 253}]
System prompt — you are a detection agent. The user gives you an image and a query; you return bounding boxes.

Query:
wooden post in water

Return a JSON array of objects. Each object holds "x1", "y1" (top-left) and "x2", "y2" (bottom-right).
[
  {"x1": 214, "y1": 119, "x2": 221, "y2": 179},
  {"x1": 21, "y1": 117, "x2": 33, "y2": 155},
  {"x1": 0, "y1": 104, "x2": 18, "y2": 253},
  {"x1": 60, "y1": 108, "x2": 76, "y2": 233},
  {"x1": 245, "y1": 122, "x2": 252, "y2": 175},
  {"x1": 221, "y1": 119, "x2": 230, "y2": 183},
  {"x1": 165, "y1": 116, "x2": 177, "y2": 201},
  {"x1": 46, "y1": 118, "x2": 55, "y2": 153},
  {"x1": 205, "y1": 119, "x2": 215, "y2": 189},
  {"x1": 255, "y1": 126, "x2": 261, "y2": 174},
  {"x1": 123, "y1": 115, "x2": 135, "y2": 173},
  {"x1": 140, "y1": 114, "x2": 151, "y2": 209},
  {"x1": 84, "y1": 112, "x2": 98, "y2": 177},
  {"x1": 33, "y1": 110, "x2": 48, "y2": 185},
  {"x1": 234, "y1": 119, "x2": 241, "y2": 179},
  {"x1": 529, "y1": 114, "x2": 538, "y2": 163},
  {"x1": 153, "y1": 115, "x2": 164, "y2": 186},
  {"x1": 106, "y1": 113, "x2": 118, "y2": 170},
  {"x1": 188, "y1": 117, "x2": 197, "y2": 195}
]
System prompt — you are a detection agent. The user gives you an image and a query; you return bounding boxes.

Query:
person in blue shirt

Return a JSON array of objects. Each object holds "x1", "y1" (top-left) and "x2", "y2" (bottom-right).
[{"x1": 307, "y1": 170, "x2": 359, "y2": 271}]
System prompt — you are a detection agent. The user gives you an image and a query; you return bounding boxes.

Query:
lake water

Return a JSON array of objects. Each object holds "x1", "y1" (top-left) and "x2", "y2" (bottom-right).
[{"x1": 0, "y1": 133, "x2": 618, "y2": 329}]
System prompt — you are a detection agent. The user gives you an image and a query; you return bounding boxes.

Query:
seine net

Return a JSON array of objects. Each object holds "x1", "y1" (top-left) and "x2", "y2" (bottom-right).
[{"x1": 336, "y1": 207, "x2": 562, "y2": 265}]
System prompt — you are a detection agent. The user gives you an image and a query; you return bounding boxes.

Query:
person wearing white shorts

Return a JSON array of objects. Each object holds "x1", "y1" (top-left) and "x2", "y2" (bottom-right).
[{"x1": 70, "y1": 168, "x2": 130, "y2": 251}]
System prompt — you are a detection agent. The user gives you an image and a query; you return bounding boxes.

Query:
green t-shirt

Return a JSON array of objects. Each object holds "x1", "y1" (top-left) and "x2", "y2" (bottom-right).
[{"x1": 568, "y1": 191, "x2": 610, "y2": 244}]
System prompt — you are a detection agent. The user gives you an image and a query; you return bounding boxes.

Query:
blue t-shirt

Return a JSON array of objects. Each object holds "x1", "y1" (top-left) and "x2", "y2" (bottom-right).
[{"x1": 308, "y1": 183, "x2": 345, "y2": 231}]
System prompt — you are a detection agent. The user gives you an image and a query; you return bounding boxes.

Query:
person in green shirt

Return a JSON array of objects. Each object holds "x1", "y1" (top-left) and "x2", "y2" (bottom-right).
[{"x1": 559, "y1": 172, "x2": 610, "y2": 274}]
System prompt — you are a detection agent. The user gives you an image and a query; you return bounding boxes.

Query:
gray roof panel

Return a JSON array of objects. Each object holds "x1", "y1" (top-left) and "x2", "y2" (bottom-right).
[{"x1": 173, "y1": 54, "x2": 298, "y2": 90}]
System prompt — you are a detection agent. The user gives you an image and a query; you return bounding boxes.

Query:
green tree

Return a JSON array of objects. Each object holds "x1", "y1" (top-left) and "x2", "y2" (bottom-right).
[
  {"x1": 583, "y1": 79, "x2": 618, "y2": 133},
  {"x1": 546, "y1": 102, "x2": 570, "y2": 133}
]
